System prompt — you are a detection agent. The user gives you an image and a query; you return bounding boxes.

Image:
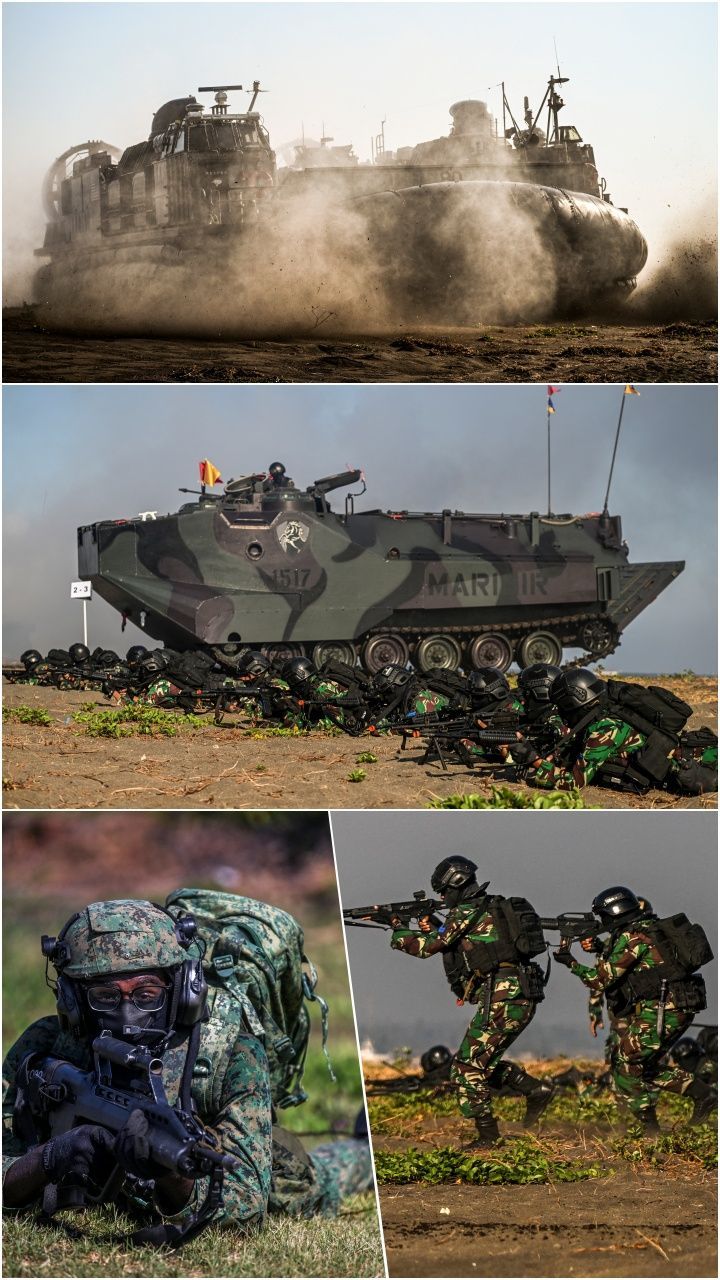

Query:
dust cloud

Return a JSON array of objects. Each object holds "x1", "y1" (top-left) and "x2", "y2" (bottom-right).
[
  {"x1": 30, "y1": 179, "x2": 636, "y2": 336},
  {"x1": 626, "y1": 203, "x2": 718, "y2": 322}
]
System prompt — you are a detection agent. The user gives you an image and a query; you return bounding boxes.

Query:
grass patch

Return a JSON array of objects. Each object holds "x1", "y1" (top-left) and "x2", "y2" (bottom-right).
[
  {"x1": 355, "y1": 752, "x2": 378, "y2": 765},
  {"x1": 427, "y1": 786, "x2": 592, "y2": 809},
  {"x1": 613, "y1": 1124, "x2": 717, "y2": 1170},
  {"x1": 375, "y1": 1137, "x2": 605, "y2": 1185},
  {"x1": 3, "y1": 705, "x2": 52, "y2": 726},
  {"x1": 347, "y1": 769, "x2": 366, "y2": 783},
  {"x1": 2, "y1": 1195, "x2": 382, "y2": 1277},
  {"x1": 73, "y1": 707, "x2": 203, "y2": 738}
]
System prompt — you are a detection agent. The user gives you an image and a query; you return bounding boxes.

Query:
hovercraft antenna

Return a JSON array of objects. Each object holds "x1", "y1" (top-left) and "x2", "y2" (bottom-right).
[{"x1": 197, "y1": 85, "x2": 244, "y2": 115}]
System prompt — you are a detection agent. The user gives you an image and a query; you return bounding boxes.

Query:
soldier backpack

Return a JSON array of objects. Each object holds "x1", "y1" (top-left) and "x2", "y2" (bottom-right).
[
  {"x1": 605, "y1": 680, "x2": 693, "y2": 738},
  {"x1": 610, "y1": 913, "x2": 712, "y2": 1012},
  {"x1": 165, "y1": 888, "x2": 332, "y2": 1109},
  {"x1": 419, "y1": 668, "x2": 471, "y2": 707}
]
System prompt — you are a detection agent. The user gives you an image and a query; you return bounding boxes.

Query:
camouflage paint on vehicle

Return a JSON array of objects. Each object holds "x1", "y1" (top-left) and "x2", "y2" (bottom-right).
[{"x1": 78, "y1": 465, "x2": 683, "y2": 673}]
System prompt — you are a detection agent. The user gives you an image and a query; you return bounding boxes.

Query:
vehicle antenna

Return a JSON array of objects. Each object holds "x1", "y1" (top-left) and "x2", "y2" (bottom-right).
[
  {"x1": 603, "y1": 387, "x2": 639, "y2": 514},
  {"x1": 554, "y1": 37, "x2": 562, "y2": 81}
]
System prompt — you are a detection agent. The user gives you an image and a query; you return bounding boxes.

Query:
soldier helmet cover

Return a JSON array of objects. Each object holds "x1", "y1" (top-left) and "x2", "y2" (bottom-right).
[
  {"x1": 550, "y1": 669, "x2": 606, "y2": 717},
  {"x1": 43, "y1": 900, "x2": 192, "y2": 979},
  {"x1": 69, "y1": 643, "x2": 91, "y2": 665},
  {"x1": 468, "y1": 667, "x2": 509, "y2": 701},
  {"x1": 420, "y1": 1044, "x2": 453, "y2": 1074},
  {"x1": 592, "y1": 886, "x2": 641, "y2": 925},
  {"x1": 21, "y1": 649, "x2": 43, "y2": 668},
  {"x1": 517, "y1": 663, "x2": 562, "y2": 701},
  {"x1": 431, "y1": 855, "x2": 479, "y2": 897}
]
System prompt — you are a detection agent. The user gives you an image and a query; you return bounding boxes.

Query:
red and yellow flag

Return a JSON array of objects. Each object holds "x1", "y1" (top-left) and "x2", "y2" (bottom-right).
[{"x1": 199, "y1": 458, "x2": 222, "y2": 487}]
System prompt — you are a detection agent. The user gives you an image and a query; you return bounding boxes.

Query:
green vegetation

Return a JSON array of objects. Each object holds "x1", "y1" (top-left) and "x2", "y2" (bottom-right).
[
  {"x1": 427, "y1": 786, "x2": 592, "y2": 809},
  {"x1": 355, "y1": 752, "x2": 378, "y2": 764},
  {"x1": 73, "y1": 706, "x2": 203, "y2": 738},
  {"x1": 2, "y1": 1197, "x2": 382, "y2": 1278},
  {"x1": 347, "y1": 769, "x2": 367, "y2": 783},
  {"x1": 613, "y1": 1125, "x2": 717, "y2": 1170},
  {"x1": 3, "y1": 705, "x2": 52, "y2": 726},
  {"x1": 375, "y1": 1138, "x2": 605, "y2": 1185}
]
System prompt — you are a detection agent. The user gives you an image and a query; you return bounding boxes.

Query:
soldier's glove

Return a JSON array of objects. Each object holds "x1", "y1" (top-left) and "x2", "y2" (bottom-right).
[
  {"x1": 42, "y1": 1124, "x2": 116, "y2": 1186},
  {"x1": 552, "y1": 948, "x2": 574, "y2": 968},
  {"x1": 589, "y1": 1015, "x2": 604, "y2": 1037},
  {"x1": 113, "y1": 1108, "x2": 160, "y2": 1180},
  {"x1": 509, "y1": 741, "x2": 540, "y2": 767}
]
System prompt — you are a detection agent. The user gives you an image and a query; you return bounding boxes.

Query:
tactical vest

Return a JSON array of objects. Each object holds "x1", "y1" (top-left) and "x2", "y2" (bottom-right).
[
  {"x1": 442, "y1": 895, "x2": 547, "y2": 1002},
  {"x1": 608, "y1": 914, "x2": 712, "y2": 1013}
]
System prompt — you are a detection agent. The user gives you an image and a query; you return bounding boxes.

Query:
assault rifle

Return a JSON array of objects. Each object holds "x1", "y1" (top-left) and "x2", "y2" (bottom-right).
[
  {"x1": 344, "y1": 889, "x2": 444, "y2": 931},
  {"x1": 16, "y1": 1034, "x2": 239, "y2": 1246},
  {"x1": 410, "y1": 717, "x2": 521, "y2": 771},
  {"x1": 540, "y1": 913, "x2": 604, "y2": 944}
]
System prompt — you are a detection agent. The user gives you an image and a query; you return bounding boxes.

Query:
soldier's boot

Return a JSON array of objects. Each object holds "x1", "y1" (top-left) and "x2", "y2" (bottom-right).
[
  {"x1": 462, "y1": 1115, "x2": 500, "y2": 1148},
  {"x1": 502, "y1": 1063, "x2": 556, "y2": 1126},
  {"x1": 637, "y1": 1106, "x2": 661, "y2": 1135},
  {"x1": 686, "y1": 1077, "x2": 717, "y2": 1125}
]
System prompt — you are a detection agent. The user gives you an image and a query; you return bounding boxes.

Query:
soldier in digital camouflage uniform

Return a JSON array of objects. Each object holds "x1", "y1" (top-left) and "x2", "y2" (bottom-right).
[
  {"x1": 453, "y1": 668, "x2": 524, "y2": 764},
  {"x1": 389, "y1": 856, "x2": 553, "y2": 1145},
  {"x1": 2, "y1": 900, "x2": 372, "y2": 1232},
  {"x1": 553, "y1": 886, "x2": 715, "y2": 1132},
  {"x1": 517, "y1": 669, "x2": 717, "y2": 794}
]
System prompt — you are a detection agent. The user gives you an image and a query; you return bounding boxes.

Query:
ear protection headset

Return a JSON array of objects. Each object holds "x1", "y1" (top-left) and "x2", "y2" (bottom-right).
[{"x1": 42, "y1": 905, "x2": 208, "y2": 1037}]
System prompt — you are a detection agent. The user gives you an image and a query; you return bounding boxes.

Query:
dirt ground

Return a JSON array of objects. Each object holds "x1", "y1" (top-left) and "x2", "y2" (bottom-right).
[
  {"x1": 368, "y1": 1060, "x2": 717, "y2": 1278},
  {"x1": 378, "y1": 1167, "x2": 716, "y2": 1277},
  {"x1": 3, "y1": 308, "x2": 716, "y2": 384},
  {"x1": 2, "y1": 675, "x2": 716, "y2": 810}
]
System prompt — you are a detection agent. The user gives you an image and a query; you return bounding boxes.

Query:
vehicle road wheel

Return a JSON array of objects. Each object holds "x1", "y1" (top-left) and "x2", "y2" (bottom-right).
[
  {"x1": 361, "y1": 633, "x2": 410, "y2": 674},
  {"x1": 415, "y1": 634, "x2": 462, "y2": 672},
  {"x1": 516, "y1": 631, "x2": 563, "y2": 669},
  {"x1": 579, "y1": 619, "x2": 617, "y2": 657},
  {"x1": 312, "y1": 641, "x2": 357, "y2": 668},
  {"x1": 467, "y1": 633, "x2": 513, "y2": 672},
  {"x1": 260, "y1": 642, "x2": 306, "y2": 663}
]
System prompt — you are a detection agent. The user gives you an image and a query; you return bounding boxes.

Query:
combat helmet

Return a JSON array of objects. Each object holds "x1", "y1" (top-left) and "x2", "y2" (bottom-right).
[
  {"x1": 372, "y1": 663, "x2": 412, "y2": 692},
  {"x1": 431, "y1": 855, "x2": 482, "y2": 903},
  {"x1": 550, "y1": 669, "x2": 606, "y2": 721},
  {"x1": 42, "y1": 900, "x2": 206, "y2": 1037},
  {"x1": 282, "y1": 657, "x2": 317, "y2": 687},
  {"x1": 237, "y1": 651, "x2": 272, "y2": 678},
  {"x1": 591, "y1": 886, "x2": 641, "y2": 928},
  {"x1": 126, "y1": 644, "x2": 149, "y2": 666},
  {"x1": 517, "y1": 663, "x2": 562, "y2": 703},
  {"x1": 420, "y1": 1044, "x2": 453, "y2": 1076},
  {"x1": 20, "y1": 649, "x2": 43, "y2": 669},
  {"x1": 468, "y1": 667, "x2": 509, "y2": 703},
  {"x1": 69, "y1": 643, "x2": 91, "y2": 666}
]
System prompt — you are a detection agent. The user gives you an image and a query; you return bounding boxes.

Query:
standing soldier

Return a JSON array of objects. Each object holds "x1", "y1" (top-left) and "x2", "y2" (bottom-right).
[
  {"x1": 389, "y1": 856, "x2": 553, "y2": 1146},
  {"x1": 553, "y1": 886, "x2": 715, "y2": 1132}
]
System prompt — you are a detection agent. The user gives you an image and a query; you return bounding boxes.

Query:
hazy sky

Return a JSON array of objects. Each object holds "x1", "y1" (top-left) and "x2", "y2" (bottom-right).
[
  {"x1": 3, "y1": 2, "x2": 717, "y2": 299},
  {"x1": 332, "y1": 810, "x2": 718, "y2": 1056},
  {"x1": 3, "y1": 383, "x2": 716, "y2": 668}
]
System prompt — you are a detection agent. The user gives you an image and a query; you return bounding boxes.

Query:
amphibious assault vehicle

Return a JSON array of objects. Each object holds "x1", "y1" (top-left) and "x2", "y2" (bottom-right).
[
  {"x1": 77, "y1": 463, "x2": 683, "y2": 673},
  {"x1": 37, "y1": 74, "x2": 646, "y2": 318}
]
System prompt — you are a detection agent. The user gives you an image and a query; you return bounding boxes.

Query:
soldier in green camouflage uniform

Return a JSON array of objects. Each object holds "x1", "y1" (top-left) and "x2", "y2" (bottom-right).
[
  {"x1": 519, "y1": 669, "x2": 717, "y2": 794},
  {"x1": 390, "y1": 857, "x2": 553, "y2": 1145},
  {"x1": 553, "y1": 887, "x2": 715, "y2": 1132},
  {"x1": 3, "y1": 900, "x2": 372, "y2": 1232}
]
